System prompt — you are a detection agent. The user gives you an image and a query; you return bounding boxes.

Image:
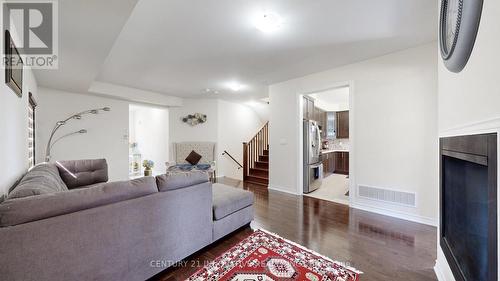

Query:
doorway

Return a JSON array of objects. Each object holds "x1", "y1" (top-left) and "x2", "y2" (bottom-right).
[
  {"x1": 128, "y1": 104, "x2": 169, "y2": 178},
  {"x1": 301, "y1": 85, "x2": 352, "y2": 205}
]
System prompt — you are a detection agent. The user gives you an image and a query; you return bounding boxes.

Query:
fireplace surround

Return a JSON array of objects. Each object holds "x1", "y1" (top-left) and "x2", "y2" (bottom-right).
[{"x1": 440, "y1": 133, "x2": 497, "y2": 281}]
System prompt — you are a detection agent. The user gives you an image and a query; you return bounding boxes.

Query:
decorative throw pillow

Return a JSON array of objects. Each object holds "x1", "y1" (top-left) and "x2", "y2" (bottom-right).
[
  {"x1": 196, "y1": 164, "x2": 211, "y2": 170},
  {"x1": 185, "y1": 150, "x2": 202, "y2": 165}
]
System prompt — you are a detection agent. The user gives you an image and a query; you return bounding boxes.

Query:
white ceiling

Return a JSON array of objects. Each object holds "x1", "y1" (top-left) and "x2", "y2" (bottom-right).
[
  {"x1": 310, "y1": 87, "x2": 349, "y2": 112},
  {"x1": 33, "y1": 0, "x2": 138, "y2": 93},
  {"x1": 34, "y1": 0, "x2": 437, "y2": 100}
]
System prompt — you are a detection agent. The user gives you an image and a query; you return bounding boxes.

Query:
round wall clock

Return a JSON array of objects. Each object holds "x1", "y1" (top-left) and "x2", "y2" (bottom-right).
[{"x1": 439, "y1": 0, "x2": 483, "y2": 73}]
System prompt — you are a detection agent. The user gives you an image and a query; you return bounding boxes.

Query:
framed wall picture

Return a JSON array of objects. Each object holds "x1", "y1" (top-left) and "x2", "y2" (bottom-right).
[{"x1": 5, "y1": 30, "x2": 23, "y2": 97}]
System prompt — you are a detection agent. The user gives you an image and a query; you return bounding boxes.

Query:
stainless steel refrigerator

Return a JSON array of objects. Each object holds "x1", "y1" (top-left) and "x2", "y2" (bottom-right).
[{"x1": 303, "y1": 120, "x2": 323, "y2": 193}]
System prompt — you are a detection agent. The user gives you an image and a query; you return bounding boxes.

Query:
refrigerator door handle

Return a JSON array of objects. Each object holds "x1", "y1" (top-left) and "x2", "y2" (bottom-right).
[{"x1": 310, "y1": 163, "x2": 322, "y2": 169}]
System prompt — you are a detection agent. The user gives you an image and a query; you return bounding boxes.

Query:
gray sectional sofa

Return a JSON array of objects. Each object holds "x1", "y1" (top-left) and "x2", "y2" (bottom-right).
[{"x1": 0, "y1": 159, "x2": 254, "y2": 281}]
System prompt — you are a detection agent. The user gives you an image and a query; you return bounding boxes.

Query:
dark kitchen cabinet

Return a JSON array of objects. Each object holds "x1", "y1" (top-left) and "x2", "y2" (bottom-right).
[
  {"x1": 320, "y1": 111, "x2": 327, "y2": 138},
  {"x1": 329, "y1": 153, "x2": 335, "y2": 173},
  {"x1": 303, "y1": 96, "x2": 315, "y2": 120},
  {"x1": 315, "y1": 107, "x2": 325, "y2": 133},
  {"x1": 321, "y1": 152, "x2": 337, "y2": 174},
  {"x1": 322, "y1": 154, "x2": 329, "y2": 174},
  {"x1": 336, "y1": 111, "x2": 349, "y2": 139},
  {"x1": 333, "y1": 151, "x2": 349, "y2": 175}
]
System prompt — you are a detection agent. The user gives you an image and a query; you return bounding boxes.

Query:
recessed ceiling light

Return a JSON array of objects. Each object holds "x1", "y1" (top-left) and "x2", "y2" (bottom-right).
[
  {"x1": 226, "y1": 82, "x2": 245, "y2": 92},
  {"x1": 254, "y1": 12, "x2": 283, "y2": 33},
  {"x1": 204, "y1": 88, "x2": 220, "y2": 94}
]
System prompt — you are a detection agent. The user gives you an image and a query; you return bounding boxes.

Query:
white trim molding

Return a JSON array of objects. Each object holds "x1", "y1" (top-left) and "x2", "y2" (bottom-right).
[
  {"x1": 88, "y1": 81, "x2": 183, "y2": 107},
  {"x1": 351, "y1": 201, "x2": 437, "y2": 226},
  {"x1": 268, "y1": 185, "x2": 300, "y2": 196},
  {"x1": 434, "y1": 248, "x2": 456, "y2": 281},
  {"x1": 296, "y1": 80, "x2": 356, "y2": 200},
  {"x1": 440, "y1": 116, "x2": 500, "y2": 137},
  {"x1": 438, "y1": 117, "x2": 500, "y2": 281}
]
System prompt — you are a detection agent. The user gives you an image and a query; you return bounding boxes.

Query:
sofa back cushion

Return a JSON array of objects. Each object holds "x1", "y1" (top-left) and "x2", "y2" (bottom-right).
[
  {"x1": 0, "y1": 177, "x2": 157, "y2": 227},
  {"x1": 56, "y1": 159, "x2": 108, "y2": 189},
  {"x1": 156, "y1": 171, "x2": 209, "y2": 192},
  {"x1": 8, "y1": 163, "x2": 68, "y2": 199}
]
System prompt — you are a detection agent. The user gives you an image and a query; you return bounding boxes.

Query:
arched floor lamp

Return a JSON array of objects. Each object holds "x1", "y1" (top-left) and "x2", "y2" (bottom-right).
[{"x1": 44, "y1": 107, "x2": 111, "y2": 162}]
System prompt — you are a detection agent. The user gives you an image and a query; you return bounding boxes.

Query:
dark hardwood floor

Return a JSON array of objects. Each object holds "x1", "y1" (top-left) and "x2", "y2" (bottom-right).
[{"x1": 153, "y1": 177, "x2": 437, "y2": 281}]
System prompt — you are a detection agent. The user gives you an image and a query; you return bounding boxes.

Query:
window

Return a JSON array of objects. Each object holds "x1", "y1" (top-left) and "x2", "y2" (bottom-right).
[{"x1": 28, "y1": 93, "x2": 37, "y2": 168}]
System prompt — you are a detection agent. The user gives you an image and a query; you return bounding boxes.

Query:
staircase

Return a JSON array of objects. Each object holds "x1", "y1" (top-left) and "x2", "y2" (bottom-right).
[{"x1": 243, "y1": 122, "x2": 269, "y2": 186}]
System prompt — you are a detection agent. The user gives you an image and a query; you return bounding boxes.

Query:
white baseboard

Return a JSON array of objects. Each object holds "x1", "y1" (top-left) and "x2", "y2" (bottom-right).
[
  {"x1": 434, "y1": 261, "x2": 446, "y2": 281},
  {"x1": 269, "y1": 185, "x2": 437, "y2": 226},
  {"x1": 434, "y1": 248, "x2": 456, "y2": 281},
  {"x1": 268, "y1": 185, "x2": 300, "y2": 196},
  {"x1": 350, "y1": 201, "x2": 437, "y2": 227}
]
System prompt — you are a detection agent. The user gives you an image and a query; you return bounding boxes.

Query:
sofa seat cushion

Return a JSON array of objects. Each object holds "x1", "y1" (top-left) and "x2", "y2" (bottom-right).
[
  {"x1": 56, "y1": 159, "x2": 108, "y2": 189},
  {"x1": 0, "y1": 177, "x2": 157, "y2": 227},
  {"x1": 8, "y1": 163, "x2": 68, "y2": 199},
  {"x1": 212, "y1": 183, "x2": 254, "y2": 220}
]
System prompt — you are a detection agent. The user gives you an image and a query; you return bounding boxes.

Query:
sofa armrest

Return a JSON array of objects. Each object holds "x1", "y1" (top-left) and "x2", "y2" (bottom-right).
[{"x1": 165, "y1": 161, "x2": 175, "y2": 170}]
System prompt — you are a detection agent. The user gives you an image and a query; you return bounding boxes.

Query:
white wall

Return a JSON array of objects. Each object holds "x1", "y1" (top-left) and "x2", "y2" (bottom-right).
[
  {"x1": 36, "y1": 88, "x2": 129, "y2": 181},
  {"x1": 269, "y1": 43, "x2": 438, "y2": 223},
  {"x1": 310, "y1": 87, "x2": 350, "y2": 112},
  {"x1": 129, "y1": 104, "x2": 169, "y2": 175},
  {"x1": 217, "y1": 100, "x2": 265, "y2": 179},
  {"x1": 438, "y1": 0, "x2": 500, "y2": 133},
  {"x1": 0, "y1": 26, "x2": 39, "y2": 196},
  {"x1": 169, "y1": 98, "x2": 219, "y2": 145},
  {"x1": 35, "y1": 92, "x2": 264, "y2": 182},
  {"x1": 169, "y1": 98, "x2": 266, "y2": 179},
  {"x1": 436, "y1": 1, "x2": 500, "y2": 280},
  {"x1": 169, "y1": 98, "x2": 219, "y2": 164}
]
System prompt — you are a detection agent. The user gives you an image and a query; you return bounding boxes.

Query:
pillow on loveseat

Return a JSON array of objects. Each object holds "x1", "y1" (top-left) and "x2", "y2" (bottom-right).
[
  {"x1": 8, "y1": 163, "x2": 68, "y2": 199},
  {"x1": 0, "y1": 177, "x2": 157, "y2": 227},
  {"x1": 185, "y1": 150, "x2": 202, "y2": 165}
]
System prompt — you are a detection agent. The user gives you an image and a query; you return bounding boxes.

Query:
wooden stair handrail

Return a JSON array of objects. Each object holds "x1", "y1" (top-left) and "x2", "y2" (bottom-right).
[
  {"x1": 243, "y1": 122, "x2": 269, "y2": 182},
  {"x1": 222, "y1": 150, "x2": 243, "y2": 169}
]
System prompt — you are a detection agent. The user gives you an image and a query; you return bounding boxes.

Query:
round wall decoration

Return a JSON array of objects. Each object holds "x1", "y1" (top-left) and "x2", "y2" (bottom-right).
[
  {"x1": 439, "y1": 0, "x2": 483, "y2": 73},
  {"x1": 182, "y1": 113, "x2": 207, "y2": 126}
]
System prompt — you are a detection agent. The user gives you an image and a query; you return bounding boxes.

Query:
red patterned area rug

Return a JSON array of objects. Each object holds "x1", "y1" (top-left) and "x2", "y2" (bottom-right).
[{"x1": 187, "y1": 229, "x2": 361, "y2": 281}]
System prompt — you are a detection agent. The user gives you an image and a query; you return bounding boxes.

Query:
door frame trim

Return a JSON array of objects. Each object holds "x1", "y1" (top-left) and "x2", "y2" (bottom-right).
[{"x1": 297, "y1": 81, "x2": 355, "y2": 206}]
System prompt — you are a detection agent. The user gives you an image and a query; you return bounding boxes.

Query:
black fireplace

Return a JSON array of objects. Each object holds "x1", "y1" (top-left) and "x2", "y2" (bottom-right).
[{"x1": 440, "y1": 134, "x2": 497, "y2": 281}]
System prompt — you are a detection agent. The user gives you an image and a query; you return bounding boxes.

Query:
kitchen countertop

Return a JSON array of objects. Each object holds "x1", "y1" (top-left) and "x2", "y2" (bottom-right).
[{"x1": 321, "y1": 149, "x2": 349, "y2": 154}]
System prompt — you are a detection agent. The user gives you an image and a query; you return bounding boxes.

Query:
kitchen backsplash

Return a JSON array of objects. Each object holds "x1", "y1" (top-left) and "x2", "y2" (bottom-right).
[{"x1": 323, "y1": 138, "x2": 350, "y2": 150}]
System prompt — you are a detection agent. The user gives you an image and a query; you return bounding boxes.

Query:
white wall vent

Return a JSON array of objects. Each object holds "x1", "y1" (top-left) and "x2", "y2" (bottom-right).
[{"x1": 358, "y1": 185, "x2": 416, "y2": 207}]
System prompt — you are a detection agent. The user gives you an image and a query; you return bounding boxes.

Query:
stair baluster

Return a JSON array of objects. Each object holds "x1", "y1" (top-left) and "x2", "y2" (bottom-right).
[{"x1": 243, "y1": 122, "x2": 269, "y2": 185}]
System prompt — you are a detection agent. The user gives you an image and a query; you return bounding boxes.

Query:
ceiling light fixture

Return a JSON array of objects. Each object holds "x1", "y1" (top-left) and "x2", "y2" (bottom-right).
[
  {"x1": 254, "y1": 12, "x2": 283, "y2": 34},
  {"x1": 226, "y1": 82, "x2": 245, "y2": 92},
  {"x1": 204, "y1": 88, "x2": 220, "y2": 94}
]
